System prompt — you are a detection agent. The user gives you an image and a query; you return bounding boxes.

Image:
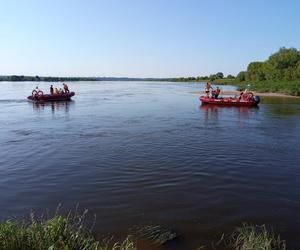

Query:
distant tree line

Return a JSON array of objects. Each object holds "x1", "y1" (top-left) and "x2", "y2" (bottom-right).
[
  {"x1": 0, "y1": 75, "x2": 101, "y2": 82},
  {"x1": 0, "y1": 74, "x2": 233, "y2": 82},
  {"x1": 169, "y1": 72, "x2": 235, "y2": 82},
  {"x1": 236, "y1": 47, "x2": 300, "y2": 82}
]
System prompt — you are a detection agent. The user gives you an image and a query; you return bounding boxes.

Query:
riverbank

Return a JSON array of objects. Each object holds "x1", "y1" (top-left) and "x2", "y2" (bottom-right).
[
  {"x1": 211, "y1": 79, "x2": 300, "y2": 97},
  {"x1": 192, "y1": 90, "x2": 300, "y2": 98},
  {"x1": 0, "y1": 211, "x2": 286, "y2": 250},
  {"x1": 2, "y1": 77, "x2": 300, "y2": 97}
]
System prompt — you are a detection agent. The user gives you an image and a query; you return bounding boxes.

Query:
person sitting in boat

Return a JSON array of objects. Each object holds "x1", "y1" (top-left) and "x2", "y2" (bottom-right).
[
  {"x1": 63, "y1": 83, "x2": 69, "y2": 93},
  {"x1": 213, "y1": 87, "x2": 221, "y2": 98},
  {"x1": 204, "y1": 82, "x2": 211, "y2": 97},
  {"x1": 238, "y1": 90, "x2": 244, "y2": 100},
  {"x1": 59, "y1": 88, "x2": 64, "y2": 94},
  {"x1": 54, "y1": 87, "x2": 59, "y2": 95},
  {"x1": 50, "y1": 85, "x2": 54, "y2": 95}
]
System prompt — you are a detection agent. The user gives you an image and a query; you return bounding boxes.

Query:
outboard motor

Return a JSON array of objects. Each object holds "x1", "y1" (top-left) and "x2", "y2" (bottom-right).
[{"x1": 253, "y1": 96, "x2": 260, "y2": 104}]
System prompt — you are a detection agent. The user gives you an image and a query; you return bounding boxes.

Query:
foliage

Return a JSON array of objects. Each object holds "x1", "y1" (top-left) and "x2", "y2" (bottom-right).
[
  {"x1": 239, "y1": 80, "x2": 300, "y2": 96},
  {"x1": 227, "y1": 74, "x2": 235, "y2": 79},
  {"x1": 209, "y1": 72, "x2": 224, "y2": 81},
  {"x1": 247, "y1": 62, "x2": 266, "y2": 81},
  {"x1": 237, "y1": 47, "x2": 300, "y2": 82},
  {"x1": 236, "y1": 71, "x2": 247, "y2": 82}
]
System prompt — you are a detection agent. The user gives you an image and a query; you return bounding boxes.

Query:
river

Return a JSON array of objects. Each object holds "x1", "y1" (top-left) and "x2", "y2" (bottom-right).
[{"x1": 0, "y1": 81, "x2": 300, "y2": 249}]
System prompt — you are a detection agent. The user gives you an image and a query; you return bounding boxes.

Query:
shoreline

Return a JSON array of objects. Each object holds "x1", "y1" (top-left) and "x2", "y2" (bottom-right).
[{"x1": 192, "y1": 90, "x2": 300, "y2": 98}]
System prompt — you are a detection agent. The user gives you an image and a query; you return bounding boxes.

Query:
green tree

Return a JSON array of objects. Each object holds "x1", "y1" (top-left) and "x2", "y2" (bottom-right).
[
  {"x1": 246, "y1": 62, "x2": 266, "y2": 81},
  {"x1": 209, "y1": 74, "x2": 216, "y2": 81},
  {"x1": 297, "y1": 61, "x2": 300, "y2": 78},
  {"x1": 236, "y1": 71, "x2": 247, "y2": 81},
  {"x1": 264, "y1": 47, "x2": 300, "y2": 80},
  {"x1": 215, "y1": 72, "x2": 224, "y2": 79}
]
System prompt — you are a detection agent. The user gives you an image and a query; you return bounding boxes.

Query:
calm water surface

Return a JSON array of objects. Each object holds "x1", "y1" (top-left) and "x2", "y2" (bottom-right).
[{"x1": 1, "y1": 81, "x2": 300, "y2": 249}]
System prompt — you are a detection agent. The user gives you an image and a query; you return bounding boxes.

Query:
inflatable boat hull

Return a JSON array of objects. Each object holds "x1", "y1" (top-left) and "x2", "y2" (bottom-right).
[{"x1": 28, "y1": 92, "x2": 75, "y2": 102}]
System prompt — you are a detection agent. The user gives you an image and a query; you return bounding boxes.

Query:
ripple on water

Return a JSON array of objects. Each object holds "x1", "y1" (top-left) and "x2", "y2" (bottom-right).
[{"x1": 0, "y1": 82, "x2": 300, "y2": 249}]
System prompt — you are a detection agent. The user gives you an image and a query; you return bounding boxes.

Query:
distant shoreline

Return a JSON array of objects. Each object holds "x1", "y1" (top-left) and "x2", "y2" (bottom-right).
[
  {"x1": 0, "y1": 75, "x2": 212, "y2": 82},
  {"x1": 192, "y1": 90, "x2": 300, "y2": 98},
  {"x1": 1, "y1": 76, "x2": 300, "y2": 97}
]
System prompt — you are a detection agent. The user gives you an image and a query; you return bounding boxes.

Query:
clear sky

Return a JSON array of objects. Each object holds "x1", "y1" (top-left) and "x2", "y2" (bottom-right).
[{"x1": 1, "y1": 0, "x2": 300, "y2": 77}]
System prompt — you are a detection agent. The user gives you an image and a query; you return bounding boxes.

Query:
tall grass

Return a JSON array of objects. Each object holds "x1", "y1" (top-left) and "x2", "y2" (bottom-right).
[
  {"x1": 228, "y1": 224, "x2": 286, "y2": 250},
  {"x1": 0, "y1": 208, "x2": 287, "y2": 250},
  {"x1": 0, "y1": 209, "x2": 136, "y2": 250},
  {"x1": 198, "y1": 224, "x2": 286, "y2": 250}
]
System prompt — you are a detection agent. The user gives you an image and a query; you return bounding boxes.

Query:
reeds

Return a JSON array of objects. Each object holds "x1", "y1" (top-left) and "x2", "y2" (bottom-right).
[
  {"x1": 229, "y1": 224, "x2": 286, "y2": 250},
  {"x1": 0, "y1": 208, "x2": 136, "y2": 250},
  {"x1": 0, "y1": 208, "x2": 287, "y2": 250}
]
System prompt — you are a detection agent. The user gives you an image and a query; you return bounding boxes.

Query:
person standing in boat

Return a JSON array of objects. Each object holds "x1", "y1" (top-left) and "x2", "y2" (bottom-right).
[
  {"x1": 204, "y1": 82, "x2": 211, "y2": 97},
  {"x1": 50, "y1": 85, "x2": 54, "y2": 95},
  {"x1": 63, "y1": 83, "x2": 69, "y2": 93}
]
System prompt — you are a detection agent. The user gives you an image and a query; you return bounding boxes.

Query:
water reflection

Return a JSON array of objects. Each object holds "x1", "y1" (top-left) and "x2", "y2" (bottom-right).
[
  {"x1": 261, "y1": 96, "x2": 300, "y2": 117},
  {"x1": 200, "y1": 104, "x2": 219, "y2": 122},
  {"x1": 30, "y1": 100, "x2": 74, "y2": 113},
  {"x1": 268, "y1": 105, "x2": 300, "y2": 117},
  {"x1": 199, "y1": 104, "x2": 259, "y2": 121},
  {"x1": 261, "y1": 96, "x2": 300, "y2": 105}
]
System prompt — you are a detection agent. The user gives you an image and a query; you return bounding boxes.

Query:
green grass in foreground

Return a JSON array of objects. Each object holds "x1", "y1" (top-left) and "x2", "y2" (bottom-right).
[
  {"x1": 229, "y1": 224, "x2": 286, "y2": 250},
  {"x1": 0, "y1": 210, "x2": 286, "y2": 250},
  {"x1": 199, "y1": 224, "x2": 286, "y2": 250},
  {"x1": 0, "y1": 210, "x2": 135, "y2": 250}
]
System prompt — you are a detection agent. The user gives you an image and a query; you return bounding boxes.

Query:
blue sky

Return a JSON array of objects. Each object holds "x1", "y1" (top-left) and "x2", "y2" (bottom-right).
[{"x1": 0, "y1": 0, "x2": 299, "y2": 77}]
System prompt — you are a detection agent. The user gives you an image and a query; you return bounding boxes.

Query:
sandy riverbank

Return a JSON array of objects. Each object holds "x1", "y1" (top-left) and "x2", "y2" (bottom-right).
[{"x1": 192, "y1": 90, "x2": 300, "y2": 98}]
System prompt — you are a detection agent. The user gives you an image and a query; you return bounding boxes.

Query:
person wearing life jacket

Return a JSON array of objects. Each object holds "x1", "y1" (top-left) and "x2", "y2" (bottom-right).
[
  {"x1": 214, "y1": 87, "x2": 221, "y2": 98},
  {"x1": 63, "y1": 83, "x2": 69, "y2": 93}
]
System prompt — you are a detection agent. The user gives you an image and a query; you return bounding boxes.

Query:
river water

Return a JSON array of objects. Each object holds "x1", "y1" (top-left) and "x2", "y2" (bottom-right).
[{"x1": 1, "y1": 81, "x2": 300, "y2": 249}]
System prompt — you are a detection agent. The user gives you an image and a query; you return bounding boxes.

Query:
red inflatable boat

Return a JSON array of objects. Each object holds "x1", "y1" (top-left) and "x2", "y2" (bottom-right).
[
  {"x1": 200, "y1": 93, "x2": 260, "y2": 107},
  {"x1": 27, "y1": 90, "x2": 75, "y2": 102}
]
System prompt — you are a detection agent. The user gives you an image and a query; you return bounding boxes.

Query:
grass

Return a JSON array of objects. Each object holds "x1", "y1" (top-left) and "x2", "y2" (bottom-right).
[
  {"x1": 219, "y1": 80, "x2": 300, "y2": 96},
  {"x1": 197, "y1": 224, "x2": 286, "y2": 250},
  {"x1": 229, "y1": 224, "x2": 286, "y2": 250},
  {"x1": 0, "y1": 209, "x2": 136, "y2": 250},
  {"x1": 241, "y1": 80, "x2": 300, "y2": 96},
  {"x1": 212, "y1": 78, "x2": 237, "y2": 84},
  {"x1": 209, "y1": 79, "x2": 300, "y2": 96},
  {"x1": 0, "y1": 209, "x2": 287, "y2": 250}
]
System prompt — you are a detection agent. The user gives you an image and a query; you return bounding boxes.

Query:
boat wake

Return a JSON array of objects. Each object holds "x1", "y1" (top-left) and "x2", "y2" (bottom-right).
[{"x1": 0, "y1": 99, "x2": 27, "y2": 104}]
